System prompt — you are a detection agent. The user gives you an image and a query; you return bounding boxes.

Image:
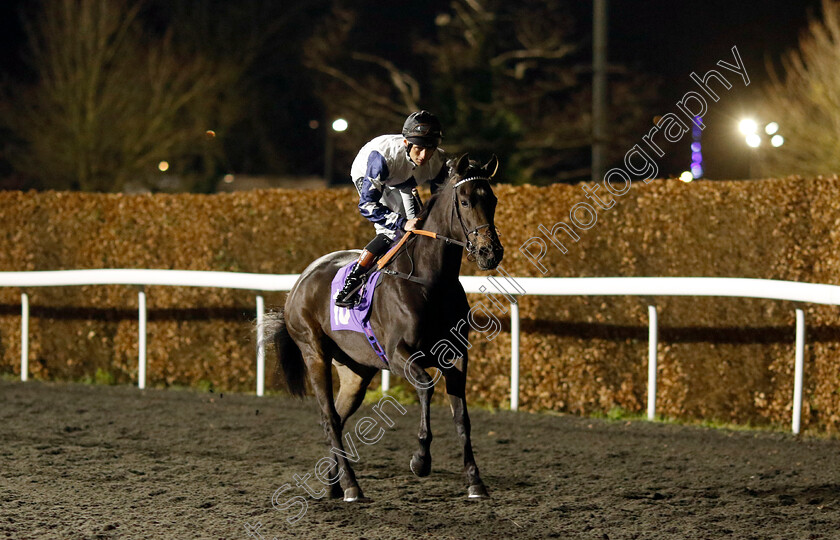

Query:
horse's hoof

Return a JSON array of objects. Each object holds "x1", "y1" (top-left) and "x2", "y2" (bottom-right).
[
  {"x1": 409, "y1": 455, "x2": 431, "y2": 477},
  {"x1": 343, "y1": 487, "x2": 366, "y2": 502},
  {"x1": 467, "y1": 484, "x2": 489, "y2": 499}
]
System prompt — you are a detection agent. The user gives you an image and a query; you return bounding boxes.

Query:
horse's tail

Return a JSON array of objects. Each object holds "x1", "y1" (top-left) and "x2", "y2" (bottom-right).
[{"x1": 262, "y1": 310, "x2": 307, "y2": 397}]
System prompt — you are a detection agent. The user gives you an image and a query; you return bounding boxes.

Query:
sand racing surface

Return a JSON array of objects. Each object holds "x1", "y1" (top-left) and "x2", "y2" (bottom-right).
[{"x1": 2, "y1": 379, "x2": 840, "y2": 539}]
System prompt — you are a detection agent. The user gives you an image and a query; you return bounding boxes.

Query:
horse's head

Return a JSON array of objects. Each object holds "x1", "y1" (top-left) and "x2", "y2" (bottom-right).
[{"x1": 448, "y1": 153, "x2": 504, "y2": 271}]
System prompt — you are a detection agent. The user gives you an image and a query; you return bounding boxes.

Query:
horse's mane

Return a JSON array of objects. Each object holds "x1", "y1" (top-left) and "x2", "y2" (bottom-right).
[
  {"x1": 417, "y1": 160, "x2": 485, "y2": 221},
  {"x1": 417, "y1": 184, "x2": 446, "y2": 221},
  {"x1": 417, "y1": 168, "x2": 454, "y2": 220}
]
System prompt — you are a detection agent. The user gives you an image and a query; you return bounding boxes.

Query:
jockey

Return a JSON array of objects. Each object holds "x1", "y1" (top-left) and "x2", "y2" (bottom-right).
[{"x1": 334, "y1": 110, "x2": 448, "y2": 308}]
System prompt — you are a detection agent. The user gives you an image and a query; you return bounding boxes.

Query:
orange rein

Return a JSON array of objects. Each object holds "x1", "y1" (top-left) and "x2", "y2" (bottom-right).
[{"x1": 375, "y1": 230, "x2": 438, "y2": 270}]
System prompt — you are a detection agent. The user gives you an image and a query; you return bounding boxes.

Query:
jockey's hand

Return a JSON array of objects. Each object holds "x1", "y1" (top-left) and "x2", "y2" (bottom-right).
[{"x1": 404, "y1": 217, "x2": 422, "y2": 232}]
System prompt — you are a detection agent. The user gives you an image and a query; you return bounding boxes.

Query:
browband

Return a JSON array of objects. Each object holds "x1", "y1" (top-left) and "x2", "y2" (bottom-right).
[{"x1": 452, "y1": 176, "x2": 491, "y2": 188}]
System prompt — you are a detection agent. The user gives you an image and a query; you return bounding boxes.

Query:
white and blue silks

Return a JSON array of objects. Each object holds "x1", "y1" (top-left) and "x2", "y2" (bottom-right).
[{"x1": 350, "y1": 134, "x2": 448, "y2": 239}]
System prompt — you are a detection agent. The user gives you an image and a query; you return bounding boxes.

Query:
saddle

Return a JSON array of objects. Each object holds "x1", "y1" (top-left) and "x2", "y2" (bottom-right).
[
  {"x1": 330, "y1": 263, "x2": 389, "y2": 365},
  {"x1": 328, "y1": 229, "x2": 464, "y2": 365}
]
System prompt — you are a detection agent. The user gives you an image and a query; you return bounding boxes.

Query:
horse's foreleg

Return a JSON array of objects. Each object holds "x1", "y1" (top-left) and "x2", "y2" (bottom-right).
[
  {"x1": 300, "y1": 346, "x2": 365, "y2": 502},
  {"x1": 444, "y1": 365, "x2": 488, "y2": 498},
  {"x1": 398, "y1": 344, "x2": 434, "y2": 478}
]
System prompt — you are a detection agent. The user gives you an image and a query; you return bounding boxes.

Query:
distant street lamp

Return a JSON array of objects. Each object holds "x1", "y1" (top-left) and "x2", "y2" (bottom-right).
[
  {"x1": 738, "y1": 118, "x2": 785, "y2": 177},
  {"x1": 325, "y1": 118, "x2": 349, "y2": 183}
]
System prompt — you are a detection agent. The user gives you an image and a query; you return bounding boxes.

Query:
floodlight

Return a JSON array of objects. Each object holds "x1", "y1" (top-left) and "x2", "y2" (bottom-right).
[{"x1": 739, "y1": 118, "x2": 758, "y2": 135}]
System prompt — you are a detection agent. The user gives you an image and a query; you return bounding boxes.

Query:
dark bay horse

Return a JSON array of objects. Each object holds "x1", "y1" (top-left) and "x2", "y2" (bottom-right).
[{"x1": 265, "y1": 153, "x2": 504, "y2": 501}]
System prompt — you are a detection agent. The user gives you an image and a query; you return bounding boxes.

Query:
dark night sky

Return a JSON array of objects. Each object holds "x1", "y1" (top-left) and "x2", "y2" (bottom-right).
[
  {"x1": 0, "y1": 1, "x2": 27, "y2": 78},
  {"x1": 602, "y1": 0, "x2": 823, "y2": 179},
  {"x1": 0, "y1": 0, "x2": 825, "y2": 182}
]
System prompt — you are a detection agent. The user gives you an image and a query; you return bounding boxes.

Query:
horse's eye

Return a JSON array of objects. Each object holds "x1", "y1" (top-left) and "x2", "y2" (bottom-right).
[{"x1": 460, "y1": 199, "x2": 469, "y2": 207}]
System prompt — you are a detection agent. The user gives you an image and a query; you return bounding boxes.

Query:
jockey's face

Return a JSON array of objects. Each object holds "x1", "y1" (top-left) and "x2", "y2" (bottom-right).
[{"x1": 405, "y1": 139, "x2": 436, "y2": 166}]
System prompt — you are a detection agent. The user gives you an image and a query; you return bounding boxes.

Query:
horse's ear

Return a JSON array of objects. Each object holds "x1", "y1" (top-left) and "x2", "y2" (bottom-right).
[
  {"x1": 455, "y1": 153, "x2": 470, "y2": 178},
  {"x1": 484, "y1": 154, "x2": 499, "y2": 178}
]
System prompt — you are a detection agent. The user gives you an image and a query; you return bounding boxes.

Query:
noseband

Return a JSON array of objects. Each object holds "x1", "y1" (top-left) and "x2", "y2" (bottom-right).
[{"x1": 452, "y1": 176, "x2": 494, "y2": 258}]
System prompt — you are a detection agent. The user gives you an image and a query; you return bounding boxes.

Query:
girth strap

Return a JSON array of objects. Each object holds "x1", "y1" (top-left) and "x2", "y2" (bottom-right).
[{"x1": 381, "y1": 268, "x2": 428, "y2": 286}]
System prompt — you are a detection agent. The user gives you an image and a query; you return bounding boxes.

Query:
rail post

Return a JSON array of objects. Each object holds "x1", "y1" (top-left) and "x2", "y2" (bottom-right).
[
  {"x1": 792, "y1": 308, "x2": 805, "y2": 434},
  {"x1": 256, "y1": 295, "x2": 265, "y2": 397},
  {"x1": 511, "y1": 301, "x2": 520, "y2": 411},
  {"x1": 21, "y1": 292, "x2": 29, "y2": 382},
  {"x1": 647, "y1": 305, "x2": 658, "y2": 420},
  {"x1": 138, "y1": 286, "x2": 146, "y2": 390}
]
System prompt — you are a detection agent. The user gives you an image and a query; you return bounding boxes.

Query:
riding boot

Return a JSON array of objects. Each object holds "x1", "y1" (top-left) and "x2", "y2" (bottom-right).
[{"x1": 335, "y1": 249, "x2": 376, "y2": 308}]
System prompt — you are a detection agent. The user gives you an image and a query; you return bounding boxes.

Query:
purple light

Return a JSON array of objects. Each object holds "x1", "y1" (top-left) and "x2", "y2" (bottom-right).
[
  {"x1": 691, "y1": 164, "x2": 703, "y2": 177},
  {"x1": 691, "y1": 152, "x2": 703, "y2": 162},
  {"x1": 691, "y1": 142, "x2": 701, "y2": 152}
]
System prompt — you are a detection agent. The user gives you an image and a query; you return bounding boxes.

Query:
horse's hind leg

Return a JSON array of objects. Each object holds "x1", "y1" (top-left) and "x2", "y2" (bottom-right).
[
  {"x1": 324, "y1": 360, "x2": 377, "y2": 499},
  {"x1": 334, "y1": 362, "x2": 378, "y2": 428},
  {"x1": 297, "y1": 341, "x2": 365, "y2": 502},
  {"x1": 444, "y1": 364, "x2": 488, "y2": 498}
]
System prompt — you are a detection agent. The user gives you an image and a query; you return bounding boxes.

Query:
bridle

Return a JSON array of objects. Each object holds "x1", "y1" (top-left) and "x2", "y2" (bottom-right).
[
  {"x1": 451, "y1": 175, "x2": 495, "y2": 259},
  {"x1": 375, "y1": 173, "x2": 498, "y2": 284}
]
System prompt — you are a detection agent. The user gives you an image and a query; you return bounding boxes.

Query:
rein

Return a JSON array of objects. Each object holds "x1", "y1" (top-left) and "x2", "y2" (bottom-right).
[
  {"x1": 374, "y1": 229, "x2": 469, "y2": 286},
  {"x1": 410, "y1": 229, "x2": 467, "y2": 248},
  {"x1": 373, "y1": 174, "x2": 494, "y2": 284}
]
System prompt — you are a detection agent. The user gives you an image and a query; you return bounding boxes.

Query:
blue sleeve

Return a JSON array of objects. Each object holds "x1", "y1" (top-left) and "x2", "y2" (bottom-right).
[{"x1": 357, "y1": 151, "x2": 406, "y2": 231}]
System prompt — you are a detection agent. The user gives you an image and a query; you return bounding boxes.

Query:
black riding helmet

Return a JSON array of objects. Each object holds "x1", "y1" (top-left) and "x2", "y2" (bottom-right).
[{"x1": 402, "y1": 110, "x2": 443, "y2": 148}]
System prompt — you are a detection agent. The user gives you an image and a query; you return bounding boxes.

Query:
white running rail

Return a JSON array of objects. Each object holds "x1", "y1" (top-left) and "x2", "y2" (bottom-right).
[{"x1": 3, "y1": 270, "x2": 836, "y2": 434}]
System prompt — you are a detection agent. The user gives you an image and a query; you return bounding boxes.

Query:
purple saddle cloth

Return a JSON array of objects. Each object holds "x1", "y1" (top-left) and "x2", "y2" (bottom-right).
[{"x1": 330, "y1": 262, "x2": 389, "y2": 365}]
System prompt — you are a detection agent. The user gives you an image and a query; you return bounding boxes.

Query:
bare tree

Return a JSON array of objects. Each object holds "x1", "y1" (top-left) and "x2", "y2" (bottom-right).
[
  {"x1": 0, "y1": 0, "x2": 249, "y2": 192},
  {"x1": 421, "y1": 0, "x2": 588, "y2": 182},
  {"x1": 304, "y1": 0, "x2": 655, "y2": 184},
  {"x1": 760, "y1": 0, "x2": 840, "y2": 177},
  {"x1": 302, "y1": 6, "x2": 424, "y2": 165}
]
